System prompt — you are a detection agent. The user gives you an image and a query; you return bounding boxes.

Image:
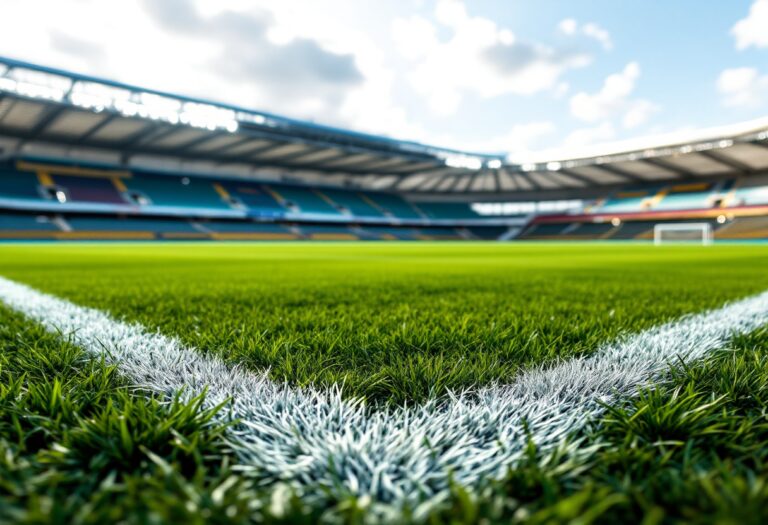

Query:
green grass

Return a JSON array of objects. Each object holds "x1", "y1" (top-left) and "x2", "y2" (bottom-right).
[
  {"x1": 1, "y1": 242, "x2": 768, "y2": 523},
  {"x1": 0, "y1": 243, "x2": 768, "y2": 404},
  {"x1": 432, "y1": 327, "x2": 768, "y2": 524},
  {"x1": 0, "y1": 304, "x2": 252, "y2": 524},
  {"x1": 1, "y1": 242, "x2": 767, "y2": 405}
]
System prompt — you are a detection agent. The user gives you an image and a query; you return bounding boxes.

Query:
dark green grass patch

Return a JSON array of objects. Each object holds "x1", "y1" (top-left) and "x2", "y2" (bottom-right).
[
  {"x1": 5, "y1": 306, "x2": 765, "y2": 524},
  {"x1": 1, "y1": 242, "x2": 767, "y2": 405},
  {"x1": 433, "y1": 328, "x2": 768, "y2": 524},
  {"x1": 0, "y1": 305, "x2": 263, "y2": 524}
]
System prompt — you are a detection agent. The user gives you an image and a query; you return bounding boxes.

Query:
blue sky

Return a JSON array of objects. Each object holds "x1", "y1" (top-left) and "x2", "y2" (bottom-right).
[{"x1": 2, "y1": 0, "x2": 767, "y2": 155}]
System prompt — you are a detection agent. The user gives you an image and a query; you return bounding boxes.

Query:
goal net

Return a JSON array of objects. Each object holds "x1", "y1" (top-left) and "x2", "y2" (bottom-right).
[{"x1": 653, "y1": 223, "x2": 713, "y2": 245}]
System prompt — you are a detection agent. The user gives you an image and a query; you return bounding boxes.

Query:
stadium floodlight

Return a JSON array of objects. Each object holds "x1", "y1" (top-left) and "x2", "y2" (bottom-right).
[
  {"x1": 443, "y1": 154, "x2": 483, "y2": 170},
  {"x1": 0, "y1": 65, "x2": 239, "y2": 133},
  {"x1": 486, "y1": 159, "x2": 503, "y2": 169},
  {"x1": 0, "y1": 67, "x2": 71, "y2": 102},
  {"x1": 653, "y1": 223, "x2": 713, "y2": 246}
]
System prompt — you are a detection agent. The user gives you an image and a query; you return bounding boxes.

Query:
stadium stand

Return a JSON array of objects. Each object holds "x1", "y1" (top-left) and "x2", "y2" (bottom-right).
[
  {"x1": 715, "y1": 216, "x2": 768, "y2": 239},
  {"x1": 652, "y1": 183, "x2": 717, "y2": 211},
  {"x1": 297, "y1": 224, "x2": 358, "y2": 240},
  {"x1": 1, "y1": 57, "x2": 768, "y2": 242},
  {"x1": 610, "y1": 221, "x2": 656, "y2": 240},
  {"x1": 53, "y1": 175, "x2": 126, "y2": 204},
  {"x1": 0, "y1": 212, "x2": 58, "y2": 233},
  {"x1": 269, "y1": 185, "x2": 340, "y2": 215},
  {"x1": 318, "y1": 189, "x2": 384, "y2": 217},
  {"x1": 0, "y1": 169, "x2": 43, "y2": 202},
  {"x1": 126, "y1": 173, "x2": 231, "y2": 210},
  {"x1": 218, "y1": 182, "x2": 284, "y2": 215},
  {"x1": 364, "y1": 193, "x2": 424, "y2": 219},
  {"x1": 414, "y1": 202, "x2": 480, "y2": 220}
]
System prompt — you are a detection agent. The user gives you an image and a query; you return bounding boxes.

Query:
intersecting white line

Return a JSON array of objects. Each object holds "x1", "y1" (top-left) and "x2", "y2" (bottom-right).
[{"x1": 1, "y1": 274, "x2": 767, "y2": 513}]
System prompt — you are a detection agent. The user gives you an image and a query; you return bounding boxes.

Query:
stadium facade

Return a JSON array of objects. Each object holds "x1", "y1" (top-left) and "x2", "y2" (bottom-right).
[{"x1": 1, "y1": 57, "x2": 768, "y2": 241}]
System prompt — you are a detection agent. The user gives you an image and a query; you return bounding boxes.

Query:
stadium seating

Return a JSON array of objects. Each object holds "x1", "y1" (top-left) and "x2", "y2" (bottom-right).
[
  {"x1": 53, "y1": 175, "x2": 126, "y2": 205},
  {"x1": 653, "y1": 183, "x2": 716, "y2": 211},
  {"x1": 414, "y1": 202, "x2": 480, "y2": 220},
  {"x1": 0, "y1": 212, "x2": 58, "y2": 233},
  {"x1": 715, "y1": 216, "x2": 768, "y2": 239},
  {"x1": 270, "y1": 185, "x2": 340, "y2": 215},
  {"x1": 520, "y1": 223, "x2": 573, "y2": 238},
  {"x1": 596, "y1": 189, "x2": 657, "y2": 213},
  {"x1": 66, "y1": 216, "x2": 197, "y2": 233},
  {"x1": 609, "y1": 221, "x2": 655, "y2": 239},
  {"x1": 0, "y1": 169, "x2": 44, "y2": 201},
  {"x1": 732, "y1": 176, "x2": 768, "y2": 206},
  {"x1": 3, "y1": 156, "x2": 768, "y2": 242},
  {"x1": 198, "y1": 220, "x2": 298, "y2": 240},
  {"x1": 220, "y1": 182, "x2": 285, "y2": 214},
  {"x1": 364, "y1": 193, "x2": 424, "y2": 219},
  {"x1": 361, "y1": 226, "x2": 422, "y2": 240},
  {"x1": 417, "y1": 227, "x2": 463, "y2": 239},
  {"x1": 465, "y1": 226, "x2": 510, "y2": 240},
  {"x1": 561, "y1": 222, "x2": 616, "y2": 238},
  {"x1": 297, "y1": 224, "x2": 358, "y2": 240},
  {"x1": 318, "y1": 189, "x2": 384, "y2": 217},
  {"x1": 126, "y1": 174, "x2": 230, "y2": 209}
]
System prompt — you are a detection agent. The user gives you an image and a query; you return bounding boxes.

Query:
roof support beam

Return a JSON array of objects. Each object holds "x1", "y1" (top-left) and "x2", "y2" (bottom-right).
[
  {"x1": 558, "y1": 168, "x2": 600, "y2": 186},
  {"x1": 641, "y1": 157, "x2": 690, "y2": 178},
  {"x1": 464, "y1": 171, "x2": 482, "y2": 192},
  {"x1": 491, "y1": 169, "x2": 502, "y2": 192},
  {"x1": 74, "y1": 113, "x2": 119, "y2": 144},
  {"x1": 24, "y1": 104, "x2": 69, "y2": 140},
  {"x1": 591, "y1": 164, "x2": 646, "y2": 183},
  {"x1": 698, "y1": 148, "x2": 753, "y2": 173},
  {"x1": 246, "y1": 142, "x2": 287, "y2": 159},
  {"x1": 417, "y1": 174, "x2": 449, "y2": 192},
  {"x1": 319, "y1": 155, "x2": 389, "y2": 172},
  {"x1": 518, "y1": 172, "x2": 543, "y2": 191},
  {"x1": 256, "y1": 145, "x2": 327, "y2": 165},
  {"x1": 206, "y1": 136, "x2": 257, "y2": 156},
  {"x1": 118, "y1": 122, "x2": 174, "y2": 149},
  {"x1": 290, "y1": 150, "x2": 349, "y2": 166},
  {"x1": 443, "y1": 174, "x2": 466, "y2": 193},
  {"x1": 174, "y1": 131, "x2": 230, "y2": 153}
]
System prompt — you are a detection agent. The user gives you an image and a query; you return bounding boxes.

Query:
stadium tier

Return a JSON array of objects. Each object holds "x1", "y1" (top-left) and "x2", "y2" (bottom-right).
[
  {"x1": 0, "y1": 58, "x2": 768, "y2": 242},
  {"x1": 2, "y1": 157, "x2": 768, "y2": 240}
]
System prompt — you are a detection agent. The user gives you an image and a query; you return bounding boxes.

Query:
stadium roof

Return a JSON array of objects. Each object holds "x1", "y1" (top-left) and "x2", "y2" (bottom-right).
[{"x1": 1, "y1": 56, "x2": 768, "y2": 198}]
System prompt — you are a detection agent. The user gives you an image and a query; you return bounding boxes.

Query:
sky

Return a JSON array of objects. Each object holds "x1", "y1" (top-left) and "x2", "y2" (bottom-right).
[{"x1": 2, "y1": 0, "x2": 768, "y2": 157}]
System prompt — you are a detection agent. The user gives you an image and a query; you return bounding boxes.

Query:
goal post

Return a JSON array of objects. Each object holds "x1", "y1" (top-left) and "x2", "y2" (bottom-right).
[{"x1": 653, "y1": 223, "x2": 713, "y2": 246}]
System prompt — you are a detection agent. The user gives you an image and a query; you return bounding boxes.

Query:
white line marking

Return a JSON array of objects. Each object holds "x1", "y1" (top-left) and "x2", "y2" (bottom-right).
[{"x1": 0, "y1": 275, "x2": 767, "y2": 512}]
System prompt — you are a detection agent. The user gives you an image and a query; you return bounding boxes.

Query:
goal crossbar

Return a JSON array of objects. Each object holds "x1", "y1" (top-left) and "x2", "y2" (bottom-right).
[{"x1": 653, "y1": 222, "x2": 713, "y2": 245}]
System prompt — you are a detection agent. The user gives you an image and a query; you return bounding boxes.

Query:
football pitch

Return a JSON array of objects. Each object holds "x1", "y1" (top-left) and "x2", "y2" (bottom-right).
[{"x1": 1, "y1": 242, "x2": 768, "y2": 523}]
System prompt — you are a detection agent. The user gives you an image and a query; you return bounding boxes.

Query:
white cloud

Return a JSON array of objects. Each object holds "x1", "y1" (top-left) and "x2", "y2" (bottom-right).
[
  {"x1": 569, "y1": 62, "x2": 658, "y2": 129},
  {"x1": 717, "y1": 67, "x2": 768, "y2": 108},
  {"x1": 622, "y1": 99, "x2": 658, "y2": 129},
  {"x1": 558, "y1": 18, "x2": 578, "y2": 35},
  {"x1": 582, "y1": 23, "x2": 613, "y2": 51},
  {"x1": 469, "y1": 121, "x2": 556, "y2": 153},
  {"x1": 732, "y1": 0, "x2": 768, "y2": 50},
  {"x1": 0, "y1": 0, "x2": 433, "y2": 143},
  {"x1": 558, "y1": 19, "x2": 613, "y2": 50},
  {"x1": 564, "y1": 122, "x2": 616, "y2": 147},
  {"x1": 393, "y1": 0, "x2": 591, "y2": 116},
  {"x1": 391, "y1": 15, "x2": 438, "y2": 61}
]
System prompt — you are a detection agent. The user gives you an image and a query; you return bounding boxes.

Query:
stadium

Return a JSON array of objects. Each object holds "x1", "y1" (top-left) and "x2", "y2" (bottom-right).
[
  {"x1": 1, "y1": 56, "x2": 768, "y2": 242},
  {"x1": 2, "y1": 1, "x2": 768, "y2": 523}
]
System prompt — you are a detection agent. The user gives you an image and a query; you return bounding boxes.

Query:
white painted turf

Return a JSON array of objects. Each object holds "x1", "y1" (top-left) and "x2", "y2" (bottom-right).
[{"x1": 1, "y1": 275, "x2": 767, "y2": 515}]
